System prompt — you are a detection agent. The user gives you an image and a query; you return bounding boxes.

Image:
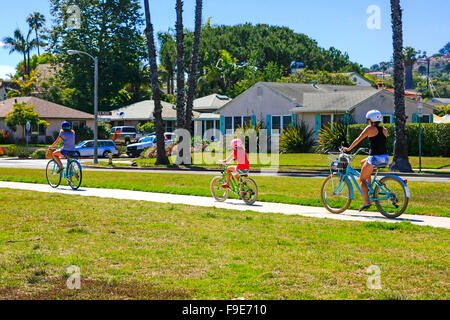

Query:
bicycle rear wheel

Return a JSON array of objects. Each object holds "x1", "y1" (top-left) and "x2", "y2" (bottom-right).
[
  {"x1": 374, "y1": 176, "x2": 408, "y2": 218},
  {"x1": 46, "y1": 160, "x2": 61, "y2": 188},
  {"x1": 241, "y1": 178, "x2": 258, "y2": 205},
  {"x1": 321, "y1": 174, "x2": 352, "y2": 214},
  {"x1": 67, "y1": 160, "x2": 82, "y2": 190},
  {"x1": 210, "y1": 176, "x2": 229, "y2": 202}
]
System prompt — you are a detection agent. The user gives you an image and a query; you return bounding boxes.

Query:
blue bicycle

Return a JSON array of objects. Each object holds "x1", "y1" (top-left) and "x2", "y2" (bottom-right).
[
  {"x1": 46, "y1": 152, "x2": 83, "y2": 190},
  {"x1": 320, "y1": 147, "x2": 410, "y2": 218}
]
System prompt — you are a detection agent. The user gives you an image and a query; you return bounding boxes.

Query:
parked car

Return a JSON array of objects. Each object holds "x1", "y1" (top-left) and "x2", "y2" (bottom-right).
[
  {"x1": 111, "y1": 126, "x2": 143, "y2": 145},
  {"x1": 126, "y1": 133, "x2": 176, "y2": 158},
  {"x1": 75, "y1": 140, "x2": 119, "y2": 158}
]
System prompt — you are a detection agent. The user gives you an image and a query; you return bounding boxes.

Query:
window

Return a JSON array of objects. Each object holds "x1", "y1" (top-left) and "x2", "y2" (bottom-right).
[
  {"x1": 257, "y1": 87, "x2": 262, "y2": 97},
  {"x1": 243, "y1": 116, "x2": 251, "y2": 127},
  {"x1": 122, "y1": 127, "x2": 136, "y2": 133},
  {"x1": 283, "y1": 116, "x2": 292, "y2": 129},
  {"x1": 85, "y1": 141, "x2": 94, "y2": 148},
  {"x1": 39, "y1": 123, "x2": 47, "y2": 136},
  {"x1": 419, "y1": 115, "x2": 430, "y2": 123},
  {"x1": 225, "y1": 117, "x2": 232, "y2": 130},
  {"x1": 321, "y1": 115, "x2": 332, "y2": 129},
  {"x1": 383, "y1": 115, "x2": 393, "y2": 124},
  {"x1": 234, "y1": 116, "x2": 242, "y2": 129},
  {"x1": 334, "y1": 114, "x2": 345, "y2": 124},
  {"x1": 272, "y1": 116, "x2": 281, "y2": 131},
  {"x1": 104, "y1": 141, "x2": 114, "y2": 147},
  {"x1": 72, "y1": 121, "x2": 86, "y2": 131},
  {"x1": 165, "y1": 121, "x2": 174, "y2": 133}
]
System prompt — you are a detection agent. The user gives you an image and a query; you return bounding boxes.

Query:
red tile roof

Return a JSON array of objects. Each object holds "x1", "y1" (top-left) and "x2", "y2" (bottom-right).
[{"x1": 0, "y1": 97, "x2": 94, "y2": 119}]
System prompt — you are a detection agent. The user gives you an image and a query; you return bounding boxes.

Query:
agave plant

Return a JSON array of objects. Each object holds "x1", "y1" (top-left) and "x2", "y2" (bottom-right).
[
  {"x1": 315, "y1": 122, "x2": 348, "y2": 154},
  {"x1": 280, "y1": 122, "x2": 315, "y2": 153}
]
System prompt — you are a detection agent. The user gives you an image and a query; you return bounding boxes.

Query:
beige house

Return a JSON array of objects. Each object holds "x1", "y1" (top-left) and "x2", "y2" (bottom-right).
[
  {"x1": 214, "y1": 82, "x2": 436, "y2": 138},
  {"x1": 100, "y1": 100, "x2": 185, "y2": 133},
  {"x1": 0, "y1": 97, "x2": 94, "y2": 143},
  {"x1": 193, "y1": 94, "x2": 230, "y2": 140}
]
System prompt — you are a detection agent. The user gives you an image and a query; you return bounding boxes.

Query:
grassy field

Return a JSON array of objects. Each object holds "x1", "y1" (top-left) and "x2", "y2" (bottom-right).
[
  {"x1": 0, "y1": 189, "x2": 448, "y2": 300},
  {"x1": 131, "y1": 153, "x2": 450, "y2": 171},
  {"x1": 0, "y1": 168, "x2": 449, "y2": 217}
]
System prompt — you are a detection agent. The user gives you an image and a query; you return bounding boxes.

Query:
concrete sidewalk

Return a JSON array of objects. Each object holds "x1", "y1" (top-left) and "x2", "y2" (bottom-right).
[{"x1": 1, "y1": 181, "x2": 449, "y2": 229}]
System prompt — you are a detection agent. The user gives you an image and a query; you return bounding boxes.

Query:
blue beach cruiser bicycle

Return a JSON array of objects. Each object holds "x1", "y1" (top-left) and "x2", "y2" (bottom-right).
[
  {"x1": 320, "y1": 147, "x2": 410, "y2": 218},
  {"x1": 46, "y1": 150, "x2": 83, "y2": 191}
]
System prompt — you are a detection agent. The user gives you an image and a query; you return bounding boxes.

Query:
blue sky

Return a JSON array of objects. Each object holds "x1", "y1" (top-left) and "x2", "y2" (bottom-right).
[{"x1": 1, "y1": 0, "x2": 449, "y2": 79}]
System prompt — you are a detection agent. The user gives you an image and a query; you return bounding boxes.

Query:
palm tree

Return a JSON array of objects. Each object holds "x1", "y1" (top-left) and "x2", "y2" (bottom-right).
[
  {"x1": 2, "y1": 29, "x2": 28, "y2": 77},
  {"x1": 403, "y1": 46, "x2": 418, "y2": 89},
  {"x1": 175, "y1": 0, "x2": 186, "y2": 130},
  {"x1": 390, "y1": 0, "x2": 412, "y2": 172},
  {"x1": 143, "y1": 0, "x2": 170, "y2": 165},
  {"x1": 184, "y1": 0, "x2": 203, "y2": 134},
  {"x1": 27, "y1": 12, "x2": 46, "y2": 56}
]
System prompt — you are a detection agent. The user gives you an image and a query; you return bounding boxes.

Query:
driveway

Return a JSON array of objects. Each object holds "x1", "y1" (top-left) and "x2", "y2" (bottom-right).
[{"x1": 0, "y1": 181, "x2": 449, "y2": 229}]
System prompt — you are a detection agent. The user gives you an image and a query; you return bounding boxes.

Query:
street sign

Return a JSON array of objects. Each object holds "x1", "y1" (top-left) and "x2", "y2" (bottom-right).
[
  {"x1": 26, "y1": 122, "x2": 31, "y2": 132},
  {"x1": 98, "y1": 111, "x2": 112, "y2": 116},
  {"x1": 417, "y1": 97, "x2": 423, "y2": 116}
]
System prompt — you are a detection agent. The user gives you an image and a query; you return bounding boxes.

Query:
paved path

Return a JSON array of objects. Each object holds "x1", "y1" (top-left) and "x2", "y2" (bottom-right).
[
  {"x1": 0, "y1": 159, "x2": 449, "y2": 182},
  {"x1": 1, "y1": 181, "x2": 449, "y2": 229}
]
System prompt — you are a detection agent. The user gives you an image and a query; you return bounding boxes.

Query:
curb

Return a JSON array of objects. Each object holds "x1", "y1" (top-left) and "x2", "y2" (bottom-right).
[{"x1": 83, "y1": 165, "x2": 450, "y2": 178}]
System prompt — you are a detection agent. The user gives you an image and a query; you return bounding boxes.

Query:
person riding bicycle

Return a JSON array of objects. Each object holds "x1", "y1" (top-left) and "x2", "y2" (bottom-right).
[
  {"x1": 343, "y1": 110, "x2": 389, "y2": 212},
  {"x1": 49, "y1": 121, "x2": 77, "y2": 174},
  {"x1": 218, "y1": 138, "x2": 250, "y2": 189}
]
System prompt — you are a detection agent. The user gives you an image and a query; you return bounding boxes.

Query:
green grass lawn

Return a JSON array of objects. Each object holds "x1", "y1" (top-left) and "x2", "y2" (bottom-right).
[
  {"x1": 0, "y1": 189, "x2": 448, "y2": 300},
  {"x1": 132, "y1": 153, "x2": 450, "y2": 171},
  {"x1": 0, "y1": 168, "x2": 449, "y2": 217}
]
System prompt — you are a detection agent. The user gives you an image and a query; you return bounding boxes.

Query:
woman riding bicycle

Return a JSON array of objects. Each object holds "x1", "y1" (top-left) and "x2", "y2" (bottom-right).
[
  {"x1": 49, "y1": 121, "x2": 77, "y2": 174},
  {"x1": 218, "y1": 138, "x2": 250, "y2": 189},
  {"x1": 343, "y1": 110, "x2": 389, "y2": 212}
]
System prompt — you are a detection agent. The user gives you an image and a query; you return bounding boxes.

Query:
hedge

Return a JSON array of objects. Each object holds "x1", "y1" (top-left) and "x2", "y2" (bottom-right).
[{"x1": 347, "y1": 123, "x2": 450, "y2": 157}]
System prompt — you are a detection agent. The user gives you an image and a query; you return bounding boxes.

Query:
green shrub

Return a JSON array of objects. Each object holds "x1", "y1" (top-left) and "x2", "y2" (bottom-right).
[
  {"x1": 75, "y1": 126, "x2": 94, "y2": 144},
  {"x1": 138, "y1": 122, "x2": 155, "y2": 134},
  {"x1": 280, "y1": 122, "x2": 315, "y2": 153},
  {"x1": 31, "y1": 148, "x2": 48, "y2": 159},
  {"x1": 98, "y1": 122, "x2": 112, "y2": 140},
  {"x1": 316, "y1": 122, "x2": 348, "y2": 153},
  {"x1": 347, "y1": 123, "x2": 450, "y2": 157},
  {"x1": 0, "y1": 129, "x2": 14, "y2": 144},
  {"x1": 7, "y1": 145, "x2": 32, "y2": 158}
]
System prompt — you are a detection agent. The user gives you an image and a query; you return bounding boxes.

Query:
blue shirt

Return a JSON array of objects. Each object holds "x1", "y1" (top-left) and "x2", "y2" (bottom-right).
[{"x1": 59, "y1": 130, "x2": 76, "y2": 151}]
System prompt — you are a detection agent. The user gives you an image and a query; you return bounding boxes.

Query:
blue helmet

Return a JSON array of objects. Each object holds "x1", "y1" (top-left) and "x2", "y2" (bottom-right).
[{"x1": 61, "y1": 121, "x2": 72, "y2": 130}]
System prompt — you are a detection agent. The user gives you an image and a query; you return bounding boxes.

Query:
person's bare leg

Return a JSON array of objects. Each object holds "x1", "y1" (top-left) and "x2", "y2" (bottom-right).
[
  {"x1": 360, "y1": 162, "x2": 374, "y2": 206},
  {"x1": 226, "y1": 167, "x2": 236, "y2": 185},
  {"x1": 52, "y1": 151, "x2": 64, "y2": 171},
  {"x1": 361, "y1": 158, "x2": 372, "y2": 184}
]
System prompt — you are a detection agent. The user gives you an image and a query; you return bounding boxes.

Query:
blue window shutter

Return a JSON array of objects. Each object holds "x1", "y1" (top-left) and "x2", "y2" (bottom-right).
[
  {"x1": 315, "y1": 114, "x2": 321, "y2": 134},
  {"x1": 412, "y1": 113, "x2": 418, "y2": 123},
  {"x1": 291, "y1": 114, "x2": 297, "y2": 127},
  {"x1": 344, "y1": 113, "x2": 349, "y2": 125},
  {"x1": 429, "y1": 114, "x2": 433, "y2": 123},
  {"x1": 220, "y1": 116, "x2": 225, "y2": 134},
  {"x1": 251, "y1": 115, "x2": 256, "y2": 127},
  {"x1": 266, "y1": 115, "x2": 272, "y2": 136}
]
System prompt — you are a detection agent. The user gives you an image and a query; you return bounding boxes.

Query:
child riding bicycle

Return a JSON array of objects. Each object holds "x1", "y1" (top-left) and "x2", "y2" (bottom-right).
[
  {"x1": 218, "y1": 138, "x2": 250, "y2": 189},
  {"x1": 48, "y1": 121, "x2": 77, "y2": 174}
]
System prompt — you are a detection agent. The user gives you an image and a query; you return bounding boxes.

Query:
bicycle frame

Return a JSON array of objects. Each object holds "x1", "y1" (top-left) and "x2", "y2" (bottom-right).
[
  {"x1": 220, "y1": 167, "x2": 244, "y2": 196},
  {"x1": 330, "y1": 149, "x2": 410, "y2": 202},
  {"x1": 49, "y1": 157, "x2": 81, "y2": 179}
]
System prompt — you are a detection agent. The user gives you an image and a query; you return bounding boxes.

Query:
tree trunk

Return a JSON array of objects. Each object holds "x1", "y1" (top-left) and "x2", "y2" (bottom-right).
[
  {"x1": 143, "y1": 0, "x2": 169, "y2": 165},
  {"x1": 389, "y1": 0, "x2": 412, "y2": 172},
  {"x1": 175, "y1": 0, "x2": 185, "y2": 130},
  {"x1": 35, "y1": 30, "x2": 40, "y2": 56},
  {"x1": 184, "y1": 0, "x2": 203, "y2": 135}
]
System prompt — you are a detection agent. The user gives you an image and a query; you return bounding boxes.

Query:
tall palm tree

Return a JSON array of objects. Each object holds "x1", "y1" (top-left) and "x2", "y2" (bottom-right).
[
  {"x1": 27, "y1": 12, "x2": 46, "y2": 56},
  {"x1": 184, "y1": 0, "x2": 203, "y2": 134},
  {"x1": 143, "y1": 0, "x2": 169, "y2": 165},
  {"x1": 175, "y1": 0, "x2": 186, "y2": 130},
  {"x1": 390, "y1": 0, "x2": 412, "y2": 172},
  {"x1": 2, "y1": 29, "x2": 28, "y2": 76},
  {"x1": 403, "y1": 46, "x2": 418, "y2": 89}
]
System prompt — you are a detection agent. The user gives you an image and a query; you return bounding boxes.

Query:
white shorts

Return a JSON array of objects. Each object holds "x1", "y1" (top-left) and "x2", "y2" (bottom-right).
[{"x1": 367, "y1": 155, "x2": 389, "y2": 167}]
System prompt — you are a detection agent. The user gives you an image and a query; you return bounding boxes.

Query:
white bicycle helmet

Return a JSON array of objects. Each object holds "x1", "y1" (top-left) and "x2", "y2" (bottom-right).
[{"x1": 366, "y1": 110, "x2": 383, "y2": 122}]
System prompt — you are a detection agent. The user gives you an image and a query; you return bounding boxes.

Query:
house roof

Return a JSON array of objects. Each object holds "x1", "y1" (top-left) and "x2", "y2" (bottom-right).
[
  {"x1": 292, "y1": 90, "x2": 378, "y2": 113},
  {"x1": 429, "y1": 98, "x2": 450, "y2": 105},
  {"x1": 0, "y1": 97, "x2": 94, "y2": 119},
  {"x1": 194, "y1": 113, "x2": 221, "y2": 121},
  {"x1": 193, "y1": 94, "x2": 231, "y2": 111}
]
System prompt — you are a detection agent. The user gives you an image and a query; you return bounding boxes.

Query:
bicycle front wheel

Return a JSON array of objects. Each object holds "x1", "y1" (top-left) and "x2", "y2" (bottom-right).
[
  {"x1": 241, "y1": 178, "x2": 258, "y2": 205},
  {"x1": 210, "y1": 176, "x2": 229, "y2": 202},
  {"x1": 374, "y1": 176, "x2": 408, "y2": 218},
  {"x1": 46, "y1": 160, "x2": 61, "y2": 188},
  {"x1": 321, "y1": 174, "x2": 352, "y2": 214},
  {"x1": 67, "y1": 160, "x2": 82, "y2": 190}
]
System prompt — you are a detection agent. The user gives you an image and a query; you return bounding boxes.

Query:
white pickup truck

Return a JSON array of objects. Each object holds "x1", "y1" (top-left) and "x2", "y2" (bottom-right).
[{"x1": 111, "y1": 126, "x2": 143, "y2": 145}]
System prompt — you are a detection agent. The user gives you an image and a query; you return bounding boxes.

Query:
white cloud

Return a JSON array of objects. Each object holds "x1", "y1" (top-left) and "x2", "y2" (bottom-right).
[
  {"x1": 0, "y1": 41, "x2": 5, "y2": 47},
  {"x1": 0, "y1": 65, "x2": 16, "y2": 80}
]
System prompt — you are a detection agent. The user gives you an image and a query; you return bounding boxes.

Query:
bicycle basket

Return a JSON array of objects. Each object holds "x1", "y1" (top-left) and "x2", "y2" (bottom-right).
[{"x1": 328, "y1": 153, "x2": 349, "y2": 172}]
